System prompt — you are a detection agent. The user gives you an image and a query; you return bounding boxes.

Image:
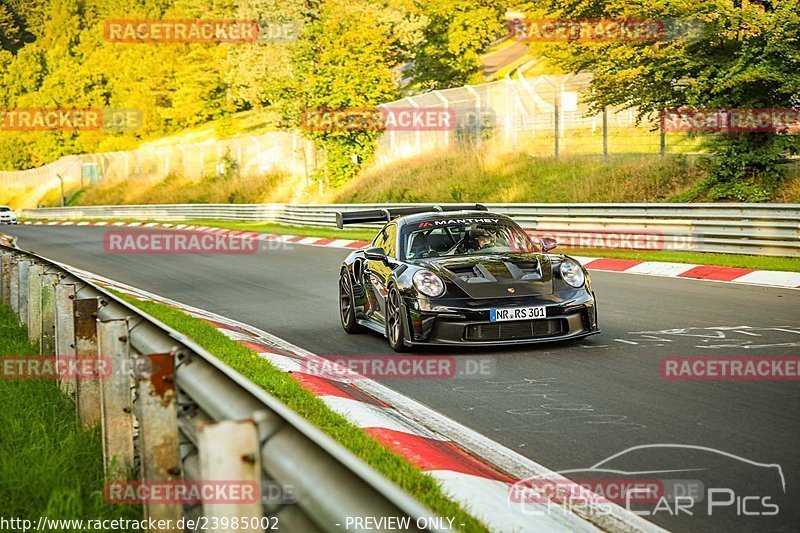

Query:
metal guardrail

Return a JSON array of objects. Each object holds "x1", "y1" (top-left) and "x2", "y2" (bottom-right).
[
  {"x1": 0, "y1": 244, "x2": 446, "y2": 533},
  {"x1": 21, "y1": 202, "x2": 800, "y2": 257}
]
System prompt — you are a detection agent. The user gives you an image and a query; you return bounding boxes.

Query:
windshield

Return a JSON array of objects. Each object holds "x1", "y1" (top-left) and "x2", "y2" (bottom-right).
[{"x1": 402, "y1": 218, "x2": 541, "y2": 261}]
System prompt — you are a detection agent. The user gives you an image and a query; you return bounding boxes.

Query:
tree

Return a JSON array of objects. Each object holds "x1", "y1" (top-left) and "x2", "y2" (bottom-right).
[
  {"x1": 411, "y1": 0, "x2": 504, "y2": 90},
  {"x1": 290, "y1": 0, "x2": 406, "y2": 185},
  {"x1": 538, "y1": 0, "x2": 800, "y2": 201}
]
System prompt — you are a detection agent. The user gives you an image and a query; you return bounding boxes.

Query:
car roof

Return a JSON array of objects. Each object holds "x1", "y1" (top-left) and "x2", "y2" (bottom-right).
[{"x1": 393, "y1": 210, "x2": 510, "y2": 227}]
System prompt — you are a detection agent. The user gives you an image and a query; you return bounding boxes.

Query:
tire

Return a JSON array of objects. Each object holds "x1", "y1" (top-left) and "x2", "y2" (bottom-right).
[
  {"x1": 385, "y1": 285, "x2": 408, "y2": 352},
  {"x1": 339, "y1": 269, "x2": 362, "y2": 333}
]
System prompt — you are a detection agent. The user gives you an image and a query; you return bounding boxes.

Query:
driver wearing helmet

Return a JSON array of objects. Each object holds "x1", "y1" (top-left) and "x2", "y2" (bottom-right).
[{"x1": 461, "y1": 225, "x2": 496, "y2": 253}]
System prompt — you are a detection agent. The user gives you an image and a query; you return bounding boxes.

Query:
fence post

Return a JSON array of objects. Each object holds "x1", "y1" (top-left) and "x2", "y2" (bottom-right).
[
  {"x1": 465, "y1": 86, "x2": 482, "y2": 146},
  {"x1": 74, "y1": 297, "x2": 101, "y2": 426},
  {"x1": 197, "y1": 420, "x2": 264, "y2": 531},
  {"x1": 553, "y1": 91, "x2": 560, "y2": 160},
  {"x1": 40, "y1": 272, "x2": 59, "y2": 356},
  {"x1": 660, "y1": 127, "x2": 666, "y2": 157},
  {"x1": 97, "y1": 318, "x2": 135, "y2": 478},
  {"x1": 433, "y1": 91, "x2": 449, "y2": 148},
  {"x1": 603, "y1": 106, "x2": 608, "y2": 161},
  {"x1": 405, "y1": 97, "x2": 421, "y2": 155},
  {"x1": 504, "y1": 80, "x2": 512, "y2": 143},
  {"x1": 27, "y1": 263, "x2": 43, "y2": 344},
  {"x1": 135, "y1": 351, "x2": 182, "y2": 529},
  {"x1": 18, "y1": 259, "x2": 29, "y2": 325},
  {"x1": 55, "y1": 282, "x2": 77, "y2": 395}
]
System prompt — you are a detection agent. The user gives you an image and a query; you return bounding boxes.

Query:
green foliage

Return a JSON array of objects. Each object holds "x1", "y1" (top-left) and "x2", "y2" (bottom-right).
[
  {"x1": 0, "y1": 0, "x2": 301, "y2": 170},
  {"x1": 535, "y1": 0, "x2": 800, "y2": 201},
  {"x1": 411, "y1": 0, "x2": 505, "y2": 89},
  {"x1": 2, "y1": 0, "x2": 500, "y2": 190},
  {"x1": 704, "y1": 132, "x2": 792, "y2": 201},
  {"x1": 289, "y1": 0, "x2": 406, "y2": 185}
]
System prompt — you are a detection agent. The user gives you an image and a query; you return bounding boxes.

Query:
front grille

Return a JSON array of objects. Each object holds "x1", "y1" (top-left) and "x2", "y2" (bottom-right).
[{"x1": 464, "y1": 319, "x2": 566, "y2": 341}]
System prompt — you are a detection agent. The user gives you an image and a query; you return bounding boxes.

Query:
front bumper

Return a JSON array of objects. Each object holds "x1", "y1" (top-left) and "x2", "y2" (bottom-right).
[{"x1": 403, "y1": 292, "x2": 599, "y2": 346}]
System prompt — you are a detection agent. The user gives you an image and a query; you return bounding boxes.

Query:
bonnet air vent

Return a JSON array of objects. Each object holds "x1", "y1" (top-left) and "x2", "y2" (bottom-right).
[
  {"x1": 447, "y1": 263, "x2": 497, "y2": 283},
  {"x1": 504, "y1": 260, "x2": 542, "y2": 281}
]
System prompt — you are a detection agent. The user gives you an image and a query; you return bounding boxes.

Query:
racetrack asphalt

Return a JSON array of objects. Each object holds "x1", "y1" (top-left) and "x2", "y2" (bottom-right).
[
  {"x1": 5, "y1": 224, "x2": 799, "y2": 532},
  {"x1": 482, "y1": 42, "x2": 529, "y2": 77}
]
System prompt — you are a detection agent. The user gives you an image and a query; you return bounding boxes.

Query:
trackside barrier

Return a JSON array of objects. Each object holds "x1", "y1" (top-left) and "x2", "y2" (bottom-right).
[
  {"x1": 0, "y1": 243, "x2": 449, "y2": 533},
  {"x1": 22, "y1": 202, "x2": 800, "y2": 257}
]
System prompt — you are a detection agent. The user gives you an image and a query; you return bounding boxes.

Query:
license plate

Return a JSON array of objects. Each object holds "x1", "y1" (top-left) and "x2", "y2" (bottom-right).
[{"x1": 490, "y1": 306, "x2": 546, "y2": 322}]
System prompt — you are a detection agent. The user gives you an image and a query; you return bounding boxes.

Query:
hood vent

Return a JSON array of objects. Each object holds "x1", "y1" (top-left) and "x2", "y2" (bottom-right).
[
  {"x1": 504, "y1": 260, "x2": 542, "y2": 281},
  {"x1": 448, "y1": 263, "x2": 497, "y2": 283}
]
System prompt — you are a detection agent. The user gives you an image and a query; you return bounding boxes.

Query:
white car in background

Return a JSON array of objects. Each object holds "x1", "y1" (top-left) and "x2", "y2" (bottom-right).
[{"x1": 0, "y1": 206, "x2": 18, "y2": 224}]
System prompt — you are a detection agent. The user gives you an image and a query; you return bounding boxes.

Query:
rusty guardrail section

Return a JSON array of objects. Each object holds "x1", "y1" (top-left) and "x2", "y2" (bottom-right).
[{"x1": 0, "y1": 243, "x2": 446, "y2": 533}]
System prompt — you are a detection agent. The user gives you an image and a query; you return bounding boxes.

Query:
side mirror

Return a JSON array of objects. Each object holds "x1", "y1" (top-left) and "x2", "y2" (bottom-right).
[
  {"x1": 364, "y1": 246, "x2": 388, "y2": 261},
  {"x1": 541, "y1": 237, "x2": 557, "y2": 252}
]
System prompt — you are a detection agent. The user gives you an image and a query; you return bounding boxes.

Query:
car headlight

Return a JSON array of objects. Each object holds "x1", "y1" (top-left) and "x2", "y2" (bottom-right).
[
  {"x1": 412, "y1": 270, "x2": 445, "y2": 297},
  {"x1": 559, "y1": 260, "x2": 585, "y2": 288}
]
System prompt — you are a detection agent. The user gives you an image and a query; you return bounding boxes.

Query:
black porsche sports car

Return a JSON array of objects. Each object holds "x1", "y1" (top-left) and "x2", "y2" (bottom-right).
[{"x1": 336, "y1": 205, "x2": 600, "y2": 351}]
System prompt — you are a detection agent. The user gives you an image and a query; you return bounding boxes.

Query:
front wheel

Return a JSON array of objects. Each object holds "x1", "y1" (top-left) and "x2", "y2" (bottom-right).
[
  {"x1": 385, "y1": 286, "x2": 408, "y2": 352},
  {"x1": 339, "y1": 270, "x2": 362, "y2": 334}
]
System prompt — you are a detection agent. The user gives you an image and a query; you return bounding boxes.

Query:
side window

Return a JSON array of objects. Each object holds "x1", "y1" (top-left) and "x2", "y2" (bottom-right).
[
  {"x1": 383, "y1": 224, "x2": 398, "y2": 258},
  {"x1": 373, "y1": 225, "x2": 389, "y2": 249}
]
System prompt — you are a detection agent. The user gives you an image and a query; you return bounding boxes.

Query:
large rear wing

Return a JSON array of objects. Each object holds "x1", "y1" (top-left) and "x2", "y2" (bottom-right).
[{"x1": 335, "y1": 204, "x2": 488, "y2": 229}]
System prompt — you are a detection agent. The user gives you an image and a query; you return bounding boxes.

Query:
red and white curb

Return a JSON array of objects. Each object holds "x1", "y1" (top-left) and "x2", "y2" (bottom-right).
[
  {"x1": 21, "y1": 220, "x2": 800, "y2": 290},
  {"x1": 62, "y1": 264, "x2": 663, "y2": 533}
]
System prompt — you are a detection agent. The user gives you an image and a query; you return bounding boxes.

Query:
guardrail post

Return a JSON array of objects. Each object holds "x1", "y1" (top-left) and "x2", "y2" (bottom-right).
[
  {"x1": 40, "y1": 272, "x2": 58, "y2": 356},
  {"x1": 197, "y1": 420, "x2": 263, "y2": 531},
  {"x1": 18, "y1": 259, "x2": 29, "y2": 325},
  {"x1": 27, "y1": 263, "x2": 43, "y2": 344},
  {"x1": 8, "y1": 255, "x2": 19, "y2": 314},
  {"x1": 0, "y1": 253, "x2": 7, "y2": 304},
  {"x1": 136, "y1": 352, "x2": 182, "y2": 529},
  {"x1": 74, "y1": 297, "x2": 101, "y2": 426},
  {"x1": 55, "y1": 282, "x2": 77, "y2": 394},
  {"x1": 0, "y1": 252, "x2": 14, "y2": 307},
  {"x1": 97, "y1": 319, "x2": 135, "y2": 478}
]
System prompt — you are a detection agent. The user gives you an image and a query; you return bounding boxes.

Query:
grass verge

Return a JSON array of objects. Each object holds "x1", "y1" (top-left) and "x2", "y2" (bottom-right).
[
  {"x1": 116, "y1": 294, "x2": 489, "y2": 532},
  {"x1": 0, "y1": 304, "x2": 140, "y2": 526}
]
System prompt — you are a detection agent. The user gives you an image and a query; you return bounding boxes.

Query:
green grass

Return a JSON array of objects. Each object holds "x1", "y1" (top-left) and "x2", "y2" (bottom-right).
[
  {"x1": 116, "y1": 294, "x2": 489, "y2": 532},
  {"x1": 182, "y1": 219, "x2": 376, "y2": 241},
  {"x1": 0, "y1": 304, "x2": 141, "y2": 528},
  {"x1": 335, "y1": 150, "x2": 709, "y2": 204}
]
